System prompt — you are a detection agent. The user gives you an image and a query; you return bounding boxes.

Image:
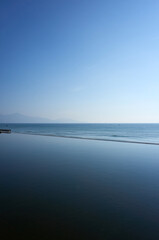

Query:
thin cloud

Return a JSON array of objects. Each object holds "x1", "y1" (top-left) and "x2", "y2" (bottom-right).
[{"x1": 70, "y1": 86, "x2": 84, "y2": 92}]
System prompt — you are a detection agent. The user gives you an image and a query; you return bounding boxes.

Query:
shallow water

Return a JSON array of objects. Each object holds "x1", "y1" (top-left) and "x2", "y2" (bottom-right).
[{"x1": 0, "y1": 133, "x2": 159, "y2": 239}]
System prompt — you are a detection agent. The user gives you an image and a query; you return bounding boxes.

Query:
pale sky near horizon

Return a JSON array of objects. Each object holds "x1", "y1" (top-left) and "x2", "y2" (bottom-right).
[{"x1": 1, "y1": 0, "x2": 159, "y2": 123}]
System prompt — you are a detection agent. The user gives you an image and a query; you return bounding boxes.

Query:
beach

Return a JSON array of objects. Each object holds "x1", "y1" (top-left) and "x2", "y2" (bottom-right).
[{"x1": 1, "y1": 133, "x2": 159, "y2": 239}]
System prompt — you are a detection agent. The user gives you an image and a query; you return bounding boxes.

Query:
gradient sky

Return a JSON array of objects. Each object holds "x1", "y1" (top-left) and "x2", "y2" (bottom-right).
[{"x1": 1, "y1": 0, "x2": 159, "y2": 122}]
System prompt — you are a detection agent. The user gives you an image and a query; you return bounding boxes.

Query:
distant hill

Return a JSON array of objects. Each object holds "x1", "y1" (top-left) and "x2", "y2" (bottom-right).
[
  {"x1": 0, "y1": 113, "x2": 79, "y2": 123},
  {"x1": 0, "y1": 113, "x2": 53, "y2": 123},
  {"x1": 52, "y1": 118, "x2": 80, "y2": 123}
]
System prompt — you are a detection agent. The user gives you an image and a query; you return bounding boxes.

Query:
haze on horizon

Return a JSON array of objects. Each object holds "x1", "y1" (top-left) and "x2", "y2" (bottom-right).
[{"x1": 1, "y1": 0, "x2": 159, "y2": 123}]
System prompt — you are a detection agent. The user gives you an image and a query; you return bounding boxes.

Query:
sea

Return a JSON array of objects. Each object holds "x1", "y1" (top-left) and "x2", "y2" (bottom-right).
[
  {"x1": 1, "y1": 123, "x2": 159, "y2": 239},
  {"x1": 1, "y1": 123, "x2": 159, "y2": 144}
]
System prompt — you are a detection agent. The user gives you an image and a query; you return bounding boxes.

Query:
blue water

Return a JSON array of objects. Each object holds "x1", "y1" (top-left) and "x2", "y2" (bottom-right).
[
  {"x1": 1, "y1": 133, "x2": 159, "y2": 239},
  {"x1": 1, "y1": 123, "x2": 159, "y2": 144}
]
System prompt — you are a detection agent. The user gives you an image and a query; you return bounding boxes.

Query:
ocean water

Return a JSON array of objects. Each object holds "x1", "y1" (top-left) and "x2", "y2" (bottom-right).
[
  {"x1": 1, "y1": 133, "x2": 159, "y2": 239},
  {"x1": 1, "y1": 123, "x2": 159, "y2": 144}
]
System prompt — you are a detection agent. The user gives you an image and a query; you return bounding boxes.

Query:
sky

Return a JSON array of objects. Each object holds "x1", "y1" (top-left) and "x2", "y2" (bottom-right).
[{"x1": 1, "y1": 0, "x2": 159, "y2": 123}]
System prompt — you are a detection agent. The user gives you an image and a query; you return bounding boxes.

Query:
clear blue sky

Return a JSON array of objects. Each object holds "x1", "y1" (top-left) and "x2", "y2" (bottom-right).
[{"x1": 1, "y1": 0, "x2": 159, "y2": 122}]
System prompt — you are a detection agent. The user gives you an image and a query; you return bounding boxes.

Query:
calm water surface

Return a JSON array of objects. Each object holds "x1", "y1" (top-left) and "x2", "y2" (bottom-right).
[{"x1": 0, "y1": 133, "x2": 159, "y2": 239}]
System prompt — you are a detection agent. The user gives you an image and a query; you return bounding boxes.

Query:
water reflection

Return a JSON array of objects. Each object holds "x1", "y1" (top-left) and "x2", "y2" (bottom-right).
[{"x1": 0, "y1": 134, "x2": 159, "y2": 239}]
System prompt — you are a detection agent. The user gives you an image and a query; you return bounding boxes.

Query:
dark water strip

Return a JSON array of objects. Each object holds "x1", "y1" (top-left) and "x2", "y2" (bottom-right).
[{"x1": 12, "y1": 132, "x2": 159, "y2": 146}]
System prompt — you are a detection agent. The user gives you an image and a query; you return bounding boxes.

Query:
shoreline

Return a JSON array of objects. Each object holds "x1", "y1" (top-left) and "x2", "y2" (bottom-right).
[
  {"x1": 9, "y1": 131, "x2": 159, "y2": 146},
  {"x1": 1, "y1": 131, "x2": 159, "y2": 239}
]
